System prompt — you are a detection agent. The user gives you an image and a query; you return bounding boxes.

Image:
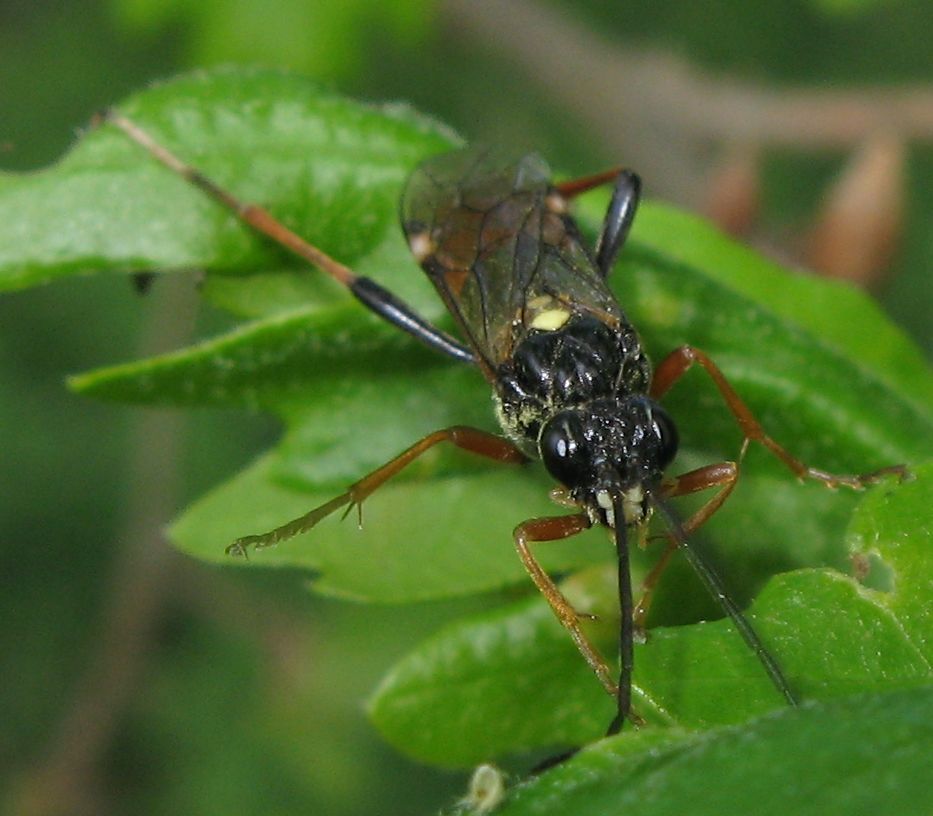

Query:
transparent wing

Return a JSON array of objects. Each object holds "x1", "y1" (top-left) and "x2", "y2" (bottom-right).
[{"x1": 401, "y1": 147, "x2": 621, "y2": 374}]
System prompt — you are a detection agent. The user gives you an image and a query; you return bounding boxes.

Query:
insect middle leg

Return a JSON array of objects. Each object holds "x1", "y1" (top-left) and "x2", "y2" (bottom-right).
[
  {"x1": 99, "y1": 110, "x2": 475, "y2": 363},
  {"x1": 651, "y1": 345, "x2": 907, "y2": 488},
  {"x1": 633, "y1": 462, "x2": 740, "y2": 629},
  {"x1": 228, "y1": 426, "x2": 526, "y2": 556}
]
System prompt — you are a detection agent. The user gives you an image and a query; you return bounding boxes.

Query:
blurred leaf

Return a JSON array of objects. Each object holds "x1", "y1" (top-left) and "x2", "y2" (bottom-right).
[
  {"x1": 810, "y1": 0, "x2": 893, "y2": 16},
  {"x1": 110, "y1": 0, "x2": 436, "y2": 82},
  {"x1": 495, "y1": 686, "x2": 933, "y2": 816}
]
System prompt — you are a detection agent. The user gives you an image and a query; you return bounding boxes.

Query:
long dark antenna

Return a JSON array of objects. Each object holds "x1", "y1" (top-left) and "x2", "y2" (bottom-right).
[
  {"x1": 651, "y1": 494, "x2": 799, "y2": 707},
  {"x1": 606, "y1": 499, "x2": 634, "y2": 736}
]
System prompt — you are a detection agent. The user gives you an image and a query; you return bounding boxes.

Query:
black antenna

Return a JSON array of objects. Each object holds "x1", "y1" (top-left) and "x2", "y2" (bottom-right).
[{"x1": 651, "y1": 493, "x2": 799, "y2": 707}]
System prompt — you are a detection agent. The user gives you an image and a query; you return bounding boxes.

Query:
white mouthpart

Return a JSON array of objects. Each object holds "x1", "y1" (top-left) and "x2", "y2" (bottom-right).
[
  {"x1": 596, "y1": 490, "x2": 615, "y2": 528},
  {"x1": 595, "y1": 486, "x2": 645, "y2": 529},
  {"x1": 622, "y1": 485, "x2": 645, "y2": 524}
]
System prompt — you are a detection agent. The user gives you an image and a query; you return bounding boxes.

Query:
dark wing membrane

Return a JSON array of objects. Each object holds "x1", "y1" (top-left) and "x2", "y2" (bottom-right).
[{"x1": 401, "y1": 147, "x2": 621, "y2": 373}]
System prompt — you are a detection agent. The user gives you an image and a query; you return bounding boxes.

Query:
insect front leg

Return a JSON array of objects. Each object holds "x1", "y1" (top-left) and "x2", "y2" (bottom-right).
[
  {"x1": 512, "y1": 514, "x2": 619, "y2": 697},
  {"x1": 98, "y1": 110, "x2": 475, "y2": 363},
  {"x1": 229, "y1": 426, "x2": 526, "y2": 556},
  {"x1": 651, "y1": 345, "x2": 907, "y2": 489}
]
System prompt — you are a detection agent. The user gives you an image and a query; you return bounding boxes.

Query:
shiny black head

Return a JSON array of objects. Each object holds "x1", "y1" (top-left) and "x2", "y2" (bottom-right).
[{"x1": 539, "y1": 396, "x2": 678, "y2": 523}]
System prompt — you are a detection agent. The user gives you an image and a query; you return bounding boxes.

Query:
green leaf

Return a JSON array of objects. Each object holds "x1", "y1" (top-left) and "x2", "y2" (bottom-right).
[
  {"x1": 112, "y1": 0, "x2": 436, "y2": 83},
  {"x1": 0, "y1": 66, "x2": 458, "y2": 294},
  {"x1": 629, "y1": 205, "x2": 933, "y2": 414},
  {"x1": 70, "y1": 304, "x2": 437, "y2": 410},
  {"x1": 845, "y1": 459, "x2": 933, "y2": 663},
  {"x1": 368, "y1": 568, "x2": 619, "y2": 767},
  {"x1": 5, "y1": 69, "x2": 931, "y2": 776},
  {"x1": 494, "y1": 686, "x2": 933, "y2": 816},
  {"x1": 370, "y1": 465, "x2": 930, "y2": 765}
]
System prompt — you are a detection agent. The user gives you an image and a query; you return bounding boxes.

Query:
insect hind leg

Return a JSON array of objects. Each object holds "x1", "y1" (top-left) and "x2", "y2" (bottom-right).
[
  {"x1": 97, "y1": 110, "x2": 475, "y2": 363},
  {"x1": 594, "y1": 171, "x2": 641, "y2": 277},
  {"x1": 554, "y1": 167, "x2": 642, "y2": 278}
]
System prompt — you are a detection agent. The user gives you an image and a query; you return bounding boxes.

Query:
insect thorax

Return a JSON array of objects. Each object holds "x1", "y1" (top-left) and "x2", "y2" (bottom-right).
[{"x1": 493, "y1": 313, "x2": 651, "y2": 456}]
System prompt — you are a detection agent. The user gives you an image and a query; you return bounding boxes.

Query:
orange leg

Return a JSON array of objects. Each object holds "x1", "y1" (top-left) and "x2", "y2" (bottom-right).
[
  {"x1": 228, "y1": 426, "x2": 526, "y2": 556},
  {"x1": 651, "y1": 345, "x2": 906, "y2": 489},
  {"x1": 512, "y1": 514, "x2": 621, "y2": 695},
  {"x1": 633, "y1": 462, "x2": 739, "y2": 628},
  {"x1": 553, "y1": 167, "x2": 623, "y2": 199},
  {"x1": 99, "y1": 110, "x2": 360, "y2": 290}
]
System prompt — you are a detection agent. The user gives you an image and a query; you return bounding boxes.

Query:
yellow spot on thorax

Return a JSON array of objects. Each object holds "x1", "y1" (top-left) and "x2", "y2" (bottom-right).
[{"x1": 530, "y1": 308, "x2": 571, "y2": 331}]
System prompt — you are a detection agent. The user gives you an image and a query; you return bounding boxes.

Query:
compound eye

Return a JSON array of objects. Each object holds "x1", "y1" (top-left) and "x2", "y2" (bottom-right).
[
  {"x1": 540, "y1": 411, "x2": 592, "y2": 488},
  {"x1": 651, "y1": 405, "x2": 679, "y2": 469}
]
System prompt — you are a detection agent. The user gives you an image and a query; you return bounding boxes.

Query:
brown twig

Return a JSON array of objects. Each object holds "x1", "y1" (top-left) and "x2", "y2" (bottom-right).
[
  {"x1": 442, "y1": 0, "x2": 933, "y2": 203},
  {"x1": 805, "y1": 134, "x2": 905, "y2": 289}
]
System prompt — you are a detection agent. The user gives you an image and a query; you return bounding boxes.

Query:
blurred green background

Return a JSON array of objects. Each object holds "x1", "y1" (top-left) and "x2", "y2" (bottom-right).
[{"x1": 2, "y1": 1, "x2": 930, "y2": 814}]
